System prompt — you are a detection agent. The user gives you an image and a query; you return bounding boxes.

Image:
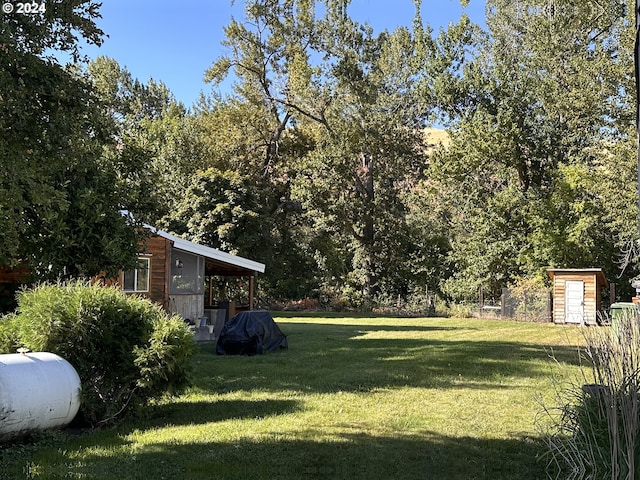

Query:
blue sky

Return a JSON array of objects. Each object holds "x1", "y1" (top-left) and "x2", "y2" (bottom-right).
[{"x1": 79, "y1": 0, "x2": 486, "y2": 108}]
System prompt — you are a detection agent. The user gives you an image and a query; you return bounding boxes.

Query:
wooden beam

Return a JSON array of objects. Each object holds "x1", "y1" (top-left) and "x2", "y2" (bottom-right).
[
  {"x1": 249, "y1": 275, "x2": 255, "y2": 310},
  {"x1": 209, "y1": 275, "x2": 214, "y2": 308}
]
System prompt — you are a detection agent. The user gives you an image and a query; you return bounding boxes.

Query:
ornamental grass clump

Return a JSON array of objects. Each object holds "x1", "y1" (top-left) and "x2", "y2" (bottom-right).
[
  {"x1": 0, "y1": 281, "x2": 195, "y2": 427},
  {"x1": 542, "y1": 311, "x2": 640, "y2": 479}
]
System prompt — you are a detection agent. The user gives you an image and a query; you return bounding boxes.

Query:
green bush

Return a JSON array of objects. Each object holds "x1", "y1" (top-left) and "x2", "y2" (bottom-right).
[
  {"x1": 0, "y1": 313, "x2": 19, "y2": 352},
  {"x1": 446, "y1": 303, "x2": 474, "y2": 319},
  {"x1": 2, "y1": 281, "x2": 195, "y2": 427}
]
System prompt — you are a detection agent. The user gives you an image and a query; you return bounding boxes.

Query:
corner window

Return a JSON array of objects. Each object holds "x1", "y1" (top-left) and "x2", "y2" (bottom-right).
[{"x1": 123, "y1": 257, "x2": 150, "y2": 293}]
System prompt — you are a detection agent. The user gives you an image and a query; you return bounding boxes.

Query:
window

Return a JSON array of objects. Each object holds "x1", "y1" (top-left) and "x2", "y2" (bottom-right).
[{"x1": 123, "y1": 257, "x2": 150, "y2": 292}]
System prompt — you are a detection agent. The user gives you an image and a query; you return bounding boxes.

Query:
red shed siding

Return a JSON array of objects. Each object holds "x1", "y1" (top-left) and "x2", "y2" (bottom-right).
[{"x1": 0, "y1": 265, "x2": 30, "y2": 284}]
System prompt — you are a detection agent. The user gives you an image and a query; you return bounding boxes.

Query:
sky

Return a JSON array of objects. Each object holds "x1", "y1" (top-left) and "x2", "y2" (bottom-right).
[{"x1": 78, "y1": 0, "x2": 487, "y2": 108}]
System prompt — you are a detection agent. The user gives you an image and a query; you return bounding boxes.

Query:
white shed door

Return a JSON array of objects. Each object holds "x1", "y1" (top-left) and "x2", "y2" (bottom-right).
[{"x1": 565, "y1": 280, "x2": 584, "y2": 324}]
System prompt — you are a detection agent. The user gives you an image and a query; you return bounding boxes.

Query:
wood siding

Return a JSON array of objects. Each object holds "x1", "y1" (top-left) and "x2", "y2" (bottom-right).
[
  {"x1": 124, "y1": 234, "x2": 208, "y2": 320},
  {"x1": 141, "y1": 235, "x2": 206, "y2": 321},
  {"x1": 118, "y1": 235, "x2": 171, "y2": 311},
  {"x1": 141, "y1": 235, "x2": 171, "y2": 310},
  {"x1": 0, "y1": 265, "x2": 30, "y2": 284},
  {"x1": 551, "y1": 272, "x2": 601, "y2": 325},
  {"x1": 169, "y1": 294, "x2": 204, "y2": 321}
]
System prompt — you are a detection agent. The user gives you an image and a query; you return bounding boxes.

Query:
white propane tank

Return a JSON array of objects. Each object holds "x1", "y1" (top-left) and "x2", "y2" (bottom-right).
[{"x1": 0, "y1": 352, "x2": 81, "y2": 441}]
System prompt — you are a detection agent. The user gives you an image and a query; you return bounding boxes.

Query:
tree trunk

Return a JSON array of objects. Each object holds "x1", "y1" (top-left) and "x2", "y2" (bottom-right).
[{"x1": 358, "y1": 153, "x2": 378, "y2": 298}]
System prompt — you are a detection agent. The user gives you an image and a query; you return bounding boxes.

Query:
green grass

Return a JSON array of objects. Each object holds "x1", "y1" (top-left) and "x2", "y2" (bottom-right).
[{"x1": 0, "y1": 315, "x2": 584, "y2": 479}]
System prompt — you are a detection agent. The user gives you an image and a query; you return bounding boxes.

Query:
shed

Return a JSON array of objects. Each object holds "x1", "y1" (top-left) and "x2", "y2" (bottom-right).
[
  {"x1": 118, "y1": 226, "x2": 265, "y2": 324},
  {"x1": 547, "y1": 268, "x2": 607, "y2": 325}
]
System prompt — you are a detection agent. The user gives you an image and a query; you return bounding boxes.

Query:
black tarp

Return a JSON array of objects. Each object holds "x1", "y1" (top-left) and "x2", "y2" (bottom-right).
[{"x1": 216, "y1": 310, "x2": 288, "y2": 355}]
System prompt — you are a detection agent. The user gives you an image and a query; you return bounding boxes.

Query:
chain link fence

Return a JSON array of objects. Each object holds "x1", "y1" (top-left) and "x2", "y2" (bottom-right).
[{"x1": 500, "y1": 287, "x2": 552, "y2": 322}]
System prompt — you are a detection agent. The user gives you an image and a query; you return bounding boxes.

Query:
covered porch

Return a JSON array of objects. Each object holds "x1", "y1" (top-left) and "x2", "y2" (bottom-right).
[{"x1": 130, "y1": 227, "x2": 265, "y2": 333}]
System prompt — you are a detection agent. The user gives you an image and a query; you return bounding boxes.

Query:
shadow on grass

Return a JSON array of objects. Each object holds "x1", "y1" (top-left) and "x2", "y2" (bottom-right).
[
  {"x1": 195, "y1": 321, "x2": 581, "y2": 395},
  {"x1": 6, "y1": 429, "x2": 550, "y2": 480},
  {"x1": 0, "y1": 317, "x2": 574, "y2": 480},
  {"x1": 142, "y1": 398, "x2": 303, "y2": 428}
]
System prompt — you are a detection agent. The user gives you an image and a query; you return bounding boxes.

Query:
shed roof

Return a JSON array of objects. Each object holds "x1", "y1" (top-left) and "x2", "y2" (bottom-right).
[
  {"x1": 547, "y1": 268, "x2": 607, "y2": 286},
  {"x1": 146, "y1": 226, "x2": 265, "y2": 276}
]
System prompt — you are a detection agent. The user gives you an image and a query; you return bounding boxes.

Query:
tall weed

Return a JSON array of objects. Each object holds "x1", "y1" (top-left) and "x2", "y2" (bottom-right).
[{"x1": 541, "y1": 311, "x2": 640, "y2": 479}]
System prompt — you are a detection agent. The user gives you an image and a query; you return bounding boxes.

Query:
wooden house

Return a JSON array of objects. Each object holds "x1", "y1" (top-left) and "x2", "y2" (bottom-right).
[
  {"x1": 119, "y1": 226, "x2": 265, "y2": 324},
  {"x1": 0, "y1": 226, "x2": 265, "y2": 327},
  {"x1": 547, "y1": 268, "x2": 607, "y2": 325}
]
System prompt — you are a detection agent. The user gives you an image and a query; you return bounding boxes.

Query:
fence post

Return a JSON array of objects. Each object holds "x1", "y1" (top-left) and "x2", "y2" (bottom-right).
[{"x1": 610, "y1": 283, "x2": 616, "y2": 305}]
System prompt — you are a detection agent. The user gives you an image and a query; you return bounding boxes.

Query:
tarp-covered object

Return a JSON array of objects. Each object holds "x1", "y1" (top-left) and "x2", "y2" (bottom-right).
[{"x1": 216, "y1": 311, "x2": 288, "y2": 355}]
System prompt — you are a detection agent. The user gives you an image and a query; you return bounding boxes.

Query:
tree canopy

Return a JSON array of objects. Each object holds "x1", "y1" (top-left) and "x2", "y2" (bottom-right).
[
  {"x1": 2, "y1": 0, "x2": 638, "y2": 309},
  {"x1": 0, "y1": 1, "x2": 150, "y2": 280},
  {"x1": 422, "y1": 0, "x2": 637, "y2": 301}
]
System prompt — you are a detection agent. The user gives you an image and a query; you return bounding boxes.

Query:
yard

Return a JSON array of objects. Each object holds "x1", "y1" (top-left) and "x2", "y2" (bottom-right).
[{"x1": 1, "y1": 314, "x2": 585, "y2": 479}]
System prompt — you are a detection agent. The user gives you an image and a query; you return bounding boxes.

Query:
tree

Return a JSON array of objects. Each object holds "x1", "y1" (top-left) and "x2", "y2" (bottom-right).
[
  {"x1": 421, "y1": 0, "x2": 637, "y2": 301},
  {"x1": 161, "y1": 92, "x2": 322, "y2": 301},
  {"x1": 0, "y1": 3, "x2": 146, "y2": 280},
  {"x1": 206, "y1": 0, "x2": 437, "y2": 302},
  {"x1": 87, "y1": 56, "x2": 207, "y2": 223}
]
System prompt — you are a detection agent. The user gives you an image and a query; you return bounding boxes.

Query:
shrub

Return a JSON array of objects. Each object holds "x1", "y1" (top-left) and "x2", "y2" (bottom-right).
[
  {"x1": 2, "y1": 281, "x2": 195, "y2": 427},
  {"x1": 447, "y1": 303, "x2": 474, "y2": 319},
  {"x1": 541, "y1": 311, "x2": 640, "y2": 478},
  {"x1": 0, "y1": 313, "x2": 19, "y2": 352}
]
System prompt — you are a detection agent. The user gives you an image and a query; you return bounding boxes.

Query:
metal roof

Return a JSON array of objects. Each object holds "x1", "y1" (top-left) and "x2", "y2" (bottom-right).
[
  {"x1": 547, "y1": 268, "x2": 606, "y2": 286},
  {"x1": 146, "y1": 226, "x2": 265, "y2": 275}
]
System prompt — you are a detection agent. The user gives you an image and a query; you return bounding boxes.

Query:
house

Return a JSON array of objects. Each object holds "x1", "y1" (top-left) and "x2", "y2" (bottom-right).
[
  {"x1": 0, "y1": 226, "x2": 265, "y2": 324},
  {"x1": 118, "y1": 226, "x2": 265, "y2": 323},
  {"x1": 547, "y1": 268, "x2": 607, "y2": 325}
]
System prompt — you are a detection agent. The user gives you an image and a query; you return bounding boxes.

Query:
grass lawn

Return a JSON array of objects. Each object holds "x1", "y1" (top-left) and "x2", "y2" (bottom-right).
[{"x1": 1, "y1": 315, "x2": 585, "y2": 479}]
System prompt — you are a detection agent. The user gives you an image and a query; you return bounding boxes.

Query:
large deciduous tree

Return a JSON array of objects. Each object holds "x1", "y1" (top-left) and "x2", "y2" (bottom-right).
[
  {"x1": 0, "y1": 2, "x2": 146, "y2": 280},
  {"x1": 87, "y1": 56, "x2": 206, "y2": 223},
  {"x1": 166, "y1": 89, "x2": 322, "y2": 300},
  {"x1": 204, "y1": 0, "x2": 438, "y2": 302},
  {"x1": 422, "y1": 0, "x2": 637, "y2": 301}
]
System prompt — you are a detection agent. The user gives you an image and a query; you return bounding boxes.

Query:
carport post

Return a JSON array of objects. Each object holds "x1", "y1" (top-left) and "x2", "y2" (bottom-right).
[{"x1": 249, "y1": 274, "x2": 255, "y2": 310}]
